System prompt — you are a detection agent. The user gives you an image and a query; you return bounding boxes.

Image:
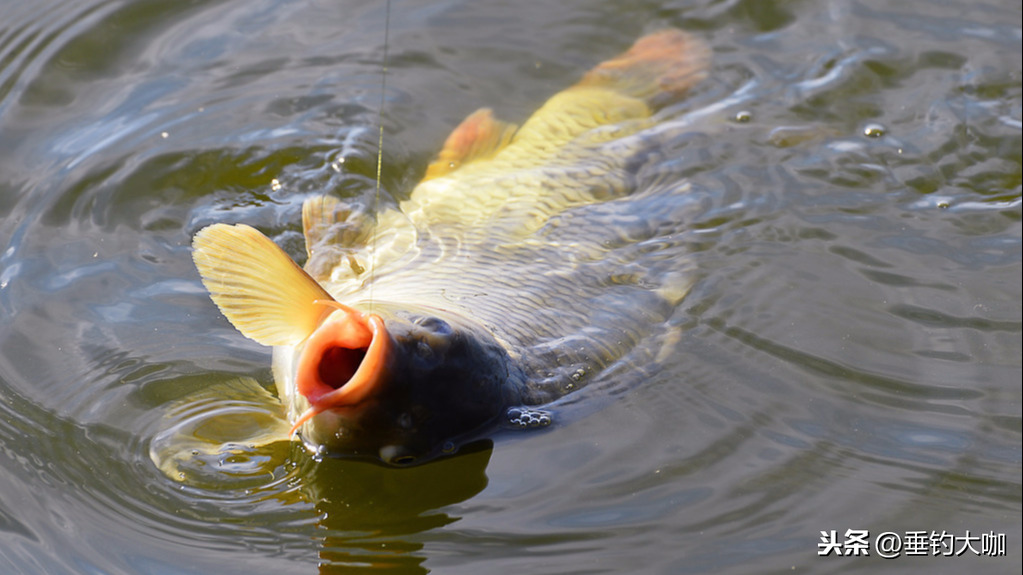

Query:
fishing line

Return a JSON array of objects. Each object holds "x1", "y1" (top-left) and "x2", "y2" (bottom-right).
[{"x1": 368, "y1": 0, "x2": 392, "y2": 314}]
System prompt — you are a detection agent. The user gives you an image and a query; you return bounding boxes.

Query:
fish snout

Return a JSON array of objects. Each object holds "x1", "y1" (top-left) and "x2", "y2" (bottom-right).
[{"x1": 289, "y1": 307, "x2": 522, "y2": 465}]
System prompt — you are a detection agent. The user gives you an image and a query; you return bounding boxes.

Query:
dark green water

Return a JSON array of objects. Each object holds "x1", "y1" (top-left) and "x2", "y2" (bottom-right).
[{"x1": 1, "y1": 1, "x2": 1019, "y2": 573}]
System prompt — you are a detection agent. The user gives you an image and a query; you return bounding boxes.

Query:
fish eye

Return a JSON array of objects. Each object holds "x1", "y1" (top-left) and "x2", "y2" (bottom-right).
[
  {"x1": 379, "y1": 444, "x2": 417, "y2": 466},
  {"x1": 415, "y1": 316, "x2": 452, "y2": 335}
]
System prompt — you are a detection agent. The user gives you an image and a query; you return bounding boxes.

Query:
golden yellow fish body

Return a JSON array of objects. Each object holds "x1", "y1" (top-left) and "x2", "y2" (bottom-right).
[{"x1": 193, "y1": 30, "x2": 709, "y2": 464}]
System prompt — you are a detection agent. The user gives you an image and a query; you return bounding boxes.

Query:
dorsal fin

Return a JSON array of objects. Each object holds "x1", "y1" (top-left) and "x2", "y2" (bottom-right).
[
  {"x1": 192, "y1": 223, "x2": 335, "y2": 346},
  {"x1": 422, "y1": 108, "x2": 517, "y2": 180},
  {"x1": 574, "y1": 29, "x2": 709, "y2": 110},
  {"x1": 302, "y1": 195, "x2": 377, "y2": 253},
  {"x1": 302, "y1": 194, "x2": 343, "y2": 259},
  {"x1": 301, "y1": 195, "x2": 376, "y2": 282}
]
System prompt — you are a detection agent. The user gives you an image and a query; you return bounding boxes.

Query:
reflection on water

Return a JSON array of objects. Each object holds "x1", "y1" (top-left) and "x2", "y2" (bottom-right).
[{"x1": 1, "y1": 0, "x2": 1020, "y2": 573}]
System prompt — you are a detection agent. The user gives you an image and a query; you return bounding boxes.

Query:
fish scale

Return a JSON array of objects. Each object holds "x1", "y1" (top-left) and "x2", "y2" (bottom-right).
[{"x1": 351, "y1": 225, "x2": 688, "y2": 397}]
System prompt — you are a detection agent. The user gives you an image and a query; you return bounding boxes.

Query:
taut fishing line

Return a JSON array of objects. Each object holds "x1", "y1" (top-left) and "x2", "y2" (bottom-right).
[{"x1": 368, "y1": 0, "x2": 392, "y2": 314}]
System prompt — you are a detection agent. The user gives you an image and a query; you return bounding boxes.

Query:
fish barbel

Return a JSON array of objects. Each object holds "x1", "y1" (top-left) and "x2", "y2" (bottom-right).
[{"x1": 192, "y1": 29, "x2": 709, "y2": 465}]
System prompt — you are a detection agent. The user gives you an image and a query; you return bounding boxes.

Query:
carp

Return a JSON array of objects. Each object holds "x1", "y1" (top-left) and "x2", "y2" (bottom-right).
[{"x1": 192, "y1": 29, "x2": 709, "y2": 465}]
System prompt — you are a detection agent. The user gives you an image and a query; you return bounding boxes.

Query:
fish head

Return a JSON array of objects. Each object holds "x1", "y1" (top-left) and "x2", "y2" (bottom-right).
[
  {"x1": 279, "y1": 304, "x2": 519, "y2": 465},
  {"x1": 192, "y1": 223, "x2": 521, "y2": 467}
]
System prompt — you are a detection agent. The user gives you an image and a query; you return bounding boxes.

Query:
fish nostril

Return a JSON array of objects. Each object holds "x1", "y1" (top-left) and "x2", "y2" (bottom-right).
[
  {"x1": 318, "y1": 346, "x2": 366, "y2": 389},
  {"x1": 416, "y1": 340, "x2": 434, "y2": 359}
]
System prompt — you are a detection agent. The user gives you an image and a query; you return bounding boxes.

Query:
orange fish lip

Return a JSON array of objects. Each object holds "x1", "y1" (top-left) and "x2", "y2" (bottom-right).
[{"x1": 289, "y1": 302, "x2": 390, "y2": 435}]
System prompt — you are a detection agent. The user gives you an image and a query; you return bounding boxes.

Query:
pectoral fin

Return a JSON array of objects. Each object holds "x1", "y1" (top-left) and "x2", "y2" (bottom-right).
[
  {"x1": 149, "y1": 376, "x2": 293, "y2": 484},
  {"x1": 192, "y1": 223, "x2": 335, "y2": 346},
  {"x1": 422, "y1": 108, "x2": 517, "y2": 180}
]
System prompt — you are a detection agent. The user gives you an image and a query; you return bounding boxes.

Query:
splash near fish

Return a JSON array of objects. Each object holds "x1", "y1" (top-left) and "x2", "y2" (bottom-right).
[{"x1": 190, "y1": 29, "x2": 709, "y2": 466}]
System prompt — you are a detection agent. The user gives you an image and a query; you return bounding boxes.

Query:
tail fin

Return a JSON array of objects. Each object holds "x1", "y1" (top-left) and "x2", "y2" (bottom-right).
[
  {"x1": 575, "y1": 29, "x2": 709, "y2": 110},
  {"x1": 416, "y1": 30, "x2": 710, "y2": 184},
  {"x1": 507, "y1": 30, "x2": 709, "y2": 153}
]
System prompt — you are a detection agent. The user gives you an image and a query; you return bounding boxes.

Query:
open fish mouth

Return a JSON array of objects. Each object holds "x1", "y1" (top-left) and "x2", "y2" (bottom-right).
[{"x1": 290, "y1": 301, "x2": 391, "y2": 433}]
